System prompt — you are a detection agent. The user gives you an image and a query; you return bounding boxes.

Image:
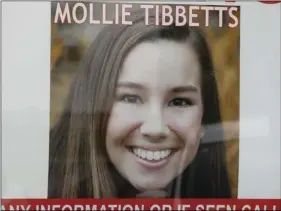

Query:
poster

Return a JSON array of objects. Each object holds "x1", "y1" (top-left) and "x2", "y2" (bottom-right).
[{"x1": 1, "y1": 0, "x2": 280, "y2": 202}]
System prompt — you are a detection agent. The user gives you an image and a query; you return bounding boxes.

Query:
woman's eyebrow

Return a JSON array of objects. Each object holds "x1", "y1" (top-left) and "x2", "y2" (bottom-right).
[
  {"x1": 117, "y1": 82, "x2": 146, "y2": 90},
  {"x1": 117, "y1": 83, "x2": 199, "y2": 93},
  {"x1": 170, "y1": 85, "x2": 198, "y2": 93}
]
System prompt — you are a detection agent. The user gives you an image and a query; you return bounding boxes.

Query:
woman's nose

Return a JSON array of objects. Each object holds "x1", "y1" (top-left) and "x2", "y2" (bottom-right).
[{"x1": 140, "y1": 106, "x2": 169, "y2": 142}]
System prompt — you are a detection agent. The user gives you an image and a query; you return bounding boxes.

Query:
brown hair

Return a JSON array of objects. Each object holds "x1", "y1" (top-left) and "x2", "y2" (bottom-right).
[{"x1": 48, "y1": 9, "x2": 231, "y2": 198}]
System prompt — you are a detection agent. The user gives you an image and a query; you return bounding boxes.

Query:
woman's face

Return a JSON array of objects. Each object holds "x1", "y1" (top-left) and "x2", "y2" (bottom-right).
[{"x1": 106, "y1": 39, "x2": 203, "y2": 191}]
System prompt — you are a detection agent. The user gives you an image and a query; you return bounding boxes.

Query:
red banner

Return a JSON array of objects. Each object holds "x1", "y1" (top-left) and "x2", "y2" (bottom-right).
[{"x1": 1, "y1": 199, "x2": 280, "y2": 210}]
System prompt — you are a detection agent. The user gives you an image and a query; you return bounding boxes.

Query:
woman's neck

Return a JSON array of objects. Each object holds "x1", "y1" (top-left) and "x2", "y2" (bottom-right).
[{"x1": 109, "y1": 163, "x2": 191, "y2": 198}]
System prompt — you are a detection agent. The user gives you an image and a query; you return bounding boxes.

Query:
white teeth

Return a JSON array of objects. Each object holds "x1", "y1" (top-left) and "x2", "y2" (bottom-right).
[
  {"x1": 154, "y1": 151, "x2": 160, "y2": 160},
  {"x1": 147, "y1": 151, "x2": 153, "y2": 160},
  {"x1": 132, "y1": 148, "x2": 172, "y2": 161}
]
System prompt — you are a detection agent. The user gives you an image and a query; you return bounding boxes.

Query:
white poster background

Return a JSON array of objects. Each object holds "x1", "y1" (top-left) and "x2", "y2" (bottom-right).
[{"x1": 2, "y1": 1, "x2": 280, "y2": 199}]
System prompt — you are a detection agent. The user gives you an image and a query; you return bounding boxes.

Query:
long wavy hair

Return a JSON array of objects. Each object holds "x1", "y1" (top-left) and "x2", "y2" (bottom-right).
[{"x1": 48, "y1": 9, "x2": 231, "y2": 198}]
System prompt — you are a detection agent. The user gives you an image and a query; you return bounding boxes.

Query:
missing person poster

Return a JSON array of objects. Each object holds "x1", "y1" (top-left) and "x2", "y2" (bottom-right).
[{"x1": 1, "y1": 0, "x2": 280, "y2": 210}]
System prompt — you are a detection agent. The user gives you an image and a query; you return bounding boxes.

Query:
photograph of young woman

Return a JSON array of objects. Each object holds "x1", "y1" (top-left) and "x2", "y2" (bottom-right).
[{"x1": 48, "y1": 9, "x2": 232, "y2": 199}]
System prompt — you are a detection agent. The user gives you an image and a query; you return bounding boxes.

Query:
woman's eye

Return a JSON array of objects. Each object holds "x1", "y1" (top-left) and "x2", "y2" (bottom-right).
[
  {"x1": 168, "y1": 98, "x2": 193, "y2": 107},
  {"x1": 118, "y1": 94, "x2": 142, "y2": 104}
]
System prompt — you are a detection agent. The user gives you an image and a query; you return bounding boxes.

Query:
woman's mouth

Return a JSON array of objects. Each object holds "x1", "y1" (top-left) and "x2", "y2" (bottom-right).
[
  {"x1": 127, "y1": 147, "x2": 179, "y2": 170},
  {"x1": 132, "y1": 148, "x2": 172, "y2": 161}
]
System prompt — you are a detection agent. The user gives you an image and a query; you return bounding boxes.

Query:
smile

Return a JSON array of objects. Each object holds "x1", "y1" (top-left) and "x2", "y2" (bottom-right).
[
  {"x1": 132, "y1": 148, "x2": 172, "y2": 161},
  {"x1": 128, "y1": 147, "x2": 178, "y2": 170},
  {"x1": 126, "y1": 146, "x2": 180, "y2": 171}
]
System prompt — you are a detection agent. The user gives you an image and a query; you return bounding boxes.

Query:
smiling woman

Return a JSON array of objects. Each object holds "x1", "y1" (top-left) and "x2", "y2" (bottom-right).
[
  {"x1": 106, "y1": 40, "x2": 203, "y2": 193},
  {"x1": 48, "y1": 8, "x2": 232, "y2": 198}
]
